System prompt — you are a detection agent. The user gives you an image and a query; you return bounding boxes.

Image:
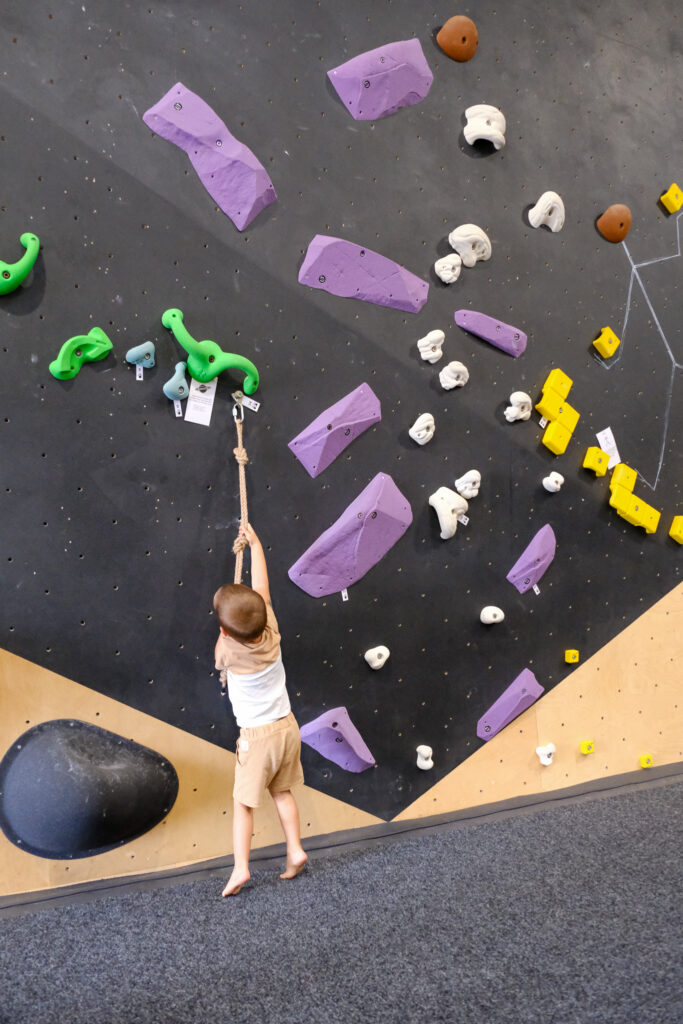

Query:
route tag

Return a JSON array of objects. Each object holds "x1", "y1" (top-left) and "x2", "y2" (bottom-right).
[
  {"x1": 532, "y1": 584, "x2": 541, "y2": 596},
  {"x1": 185, "y1": 377, "x2": 217, "y2": 427},
  {"x1": 596, "y1": 426, "x2": 621, "y2": 469},
  {"x1": 242, "y1": 395, "x2": 260, "y2": 412},
  {"x1": 341, "y1": 589, "x2": 349, "y2": 602},
  {"x1": 458, "y1": 514, "x2": 469, "y2": 526},
  {"x1": 174, "y1": 400, "x2": 183, "y2": 418},
  {"x1": 136, "y1": 365, "x2": 144, "y2": 380},
  {"x1": 539, "y1": 416, "x2": 548, "y2": 428}
]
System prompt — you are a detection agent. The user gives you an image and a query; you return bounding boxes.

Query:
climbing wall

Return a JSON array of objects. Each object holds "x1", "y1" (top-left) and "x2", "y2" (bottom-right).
[{"x1": 1, "y1": 0, "x2": 681, "y2": 859}]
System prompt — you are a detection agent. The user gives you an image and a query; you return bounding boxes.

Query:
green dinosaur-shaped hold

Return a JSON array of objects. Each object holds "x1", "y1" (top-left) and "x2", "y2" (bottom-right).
[
  {"x1": 49, "y1": 327, "x2": 113, "y2": 380},
  {"x1": 161, "y1": 308, "x2": 259, "y2": 394},
  {"x1": 0, "y1": 232, "x2": 40, "y2": 295}
]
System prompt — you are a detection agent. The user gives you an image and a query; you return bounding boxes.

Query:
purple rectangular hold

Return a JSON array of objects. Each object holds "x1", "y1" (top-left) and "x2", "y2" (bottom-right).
[
  {"x1": 328, "y1": 39, "x2": 433, "y2": 121},
  {"x1": 288, "y1": 383, "x2": 381, "y2": 478},
  {"x1": 300, "y1": 707, "x2": 376, "y2": 773},
  {"x1": 289, "y1": 472, "x2": 412, "y2": 597},
  {"x1": 454, "y1": 309, "x2": 527, "y2": 358},
  {"x1": 299, "y1": 235, "x2": 429, "y2": 314},
  {"x1": 142, "y1": 83, "x2": 276, "y2": 231},
  {"x1": 477, "y1": 669, "x2": 544, "y2": 742},
  {"x1": 506, "y1": 524, "x2": 557, "y2": 594}
]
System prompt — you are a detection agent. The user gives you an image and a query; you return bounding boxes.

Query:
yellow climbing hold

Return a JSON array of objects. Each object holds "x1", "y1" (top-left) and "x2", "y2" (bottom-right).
[
  {"x1": 639, "y1": 754, "x2": 653, "y2": 769},
  {"x1": 593, "y1": 326, "x2": 621, "y2": 359},
  {"x1": 565, "y1": 649, "x2": 580, "y2": 664},
  {"x1": 660, "y1": 183, "x2": 683, "y2": 214},
  {"x1": 583, "y1": 446, "x2": 610, "y2": 476},
  {"x1": 579, "y1": 741, "x2": 594, "y2": 755}
]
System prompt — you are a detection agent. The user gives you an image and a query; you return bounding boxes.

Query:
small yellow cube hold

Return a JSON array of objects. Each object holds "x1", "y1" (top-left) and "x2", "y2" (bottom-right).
[
  {"x1": 535, "y1": 388, "x2": 564, "y2": 421},
  {"x1": 669, "y1": 516, "x2": 683, "y2": 544},
  {"x1": 544, "y1": 368, "x2": 573, "y2": 399},
  {"x1": 609, "y1": 486, "x2": 661, "y2": 534},
  {"x1": 660, "y1": 183, "x2": 683, "y2": 214},
  {"x1": 542, "y1": 419, "x2": 573, "y2": 455},
  {"x1": 565, "y1": 649, "x2": 580, "y2": 663},
  {"x1": 639, "y1": 754, "x2": 653, "y2": 769},
  {"x1": 583, "y1": 446, "x2": 610, "y2": 476},
  {"x1": 593, "y1": 326, "x2": 621, "y2": 359},
  {"x1": 579, "y1": 741, "x2": 595, "y2": 755},
  {"x1": 610, "y1": 463, "x2": 637, "y2": 493}
]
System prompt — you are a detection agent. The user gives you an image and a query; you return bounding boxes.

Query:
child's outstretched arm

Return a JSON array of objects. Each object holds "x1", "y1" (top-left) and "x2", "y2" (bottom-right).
[{"x1": 240, "y1": 523, "x2": 271, "y2": 605}]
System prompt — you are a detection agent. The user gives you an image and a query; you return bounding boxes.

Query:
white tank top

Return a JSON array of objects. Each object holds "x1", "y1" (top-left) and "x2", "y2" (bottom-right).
[{"x1": 227, "y1": 654, "x2": 291, "y2": 728}]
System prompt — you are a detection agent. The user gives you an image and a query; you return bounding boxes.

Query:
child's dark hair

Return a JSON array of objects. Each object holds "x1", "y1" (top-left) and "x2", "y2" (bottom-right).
[{"x1": 213, "y1": 584, "x2": 267, "y2": 642}]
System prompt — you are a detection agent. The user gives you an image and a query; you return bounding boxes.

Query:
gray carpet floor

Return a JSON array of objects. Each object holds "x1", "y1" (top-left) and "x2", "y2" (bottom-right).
[{"x1": 1, "y1": 779, "x2": 682, "y2": 1024}]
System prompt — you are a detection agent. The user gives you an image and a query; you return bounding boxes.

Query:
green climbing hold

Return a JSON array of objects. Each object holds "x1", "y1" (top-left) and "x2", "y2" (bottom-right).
[
  {"x1": 161, "y1": 308, "x2": 259, "y2": 394},
  {"x1": 0, "y1": 232, "x2": 40, "y2": 295},
  {"x1": 49, "y1": 327, "x2": 113, "y2": 380}
]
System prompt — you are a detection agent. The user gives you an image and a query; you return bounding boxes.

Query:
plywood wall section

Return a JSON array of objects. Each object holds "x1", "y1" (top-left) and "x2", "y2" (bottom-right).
[
  {"x1": 395, "y1": 582, "x2": 683, "y2": 821},
  {"x1": 0, "y1": 650, "x2": 382, "y2": 899}
]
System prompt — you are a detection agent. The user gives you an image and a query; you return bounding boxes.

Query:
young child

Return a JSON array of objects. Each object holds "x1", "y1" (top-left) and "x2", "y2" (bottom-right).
[{"x1": 214, "y1": 522, "x2": 307, "y2": 897}]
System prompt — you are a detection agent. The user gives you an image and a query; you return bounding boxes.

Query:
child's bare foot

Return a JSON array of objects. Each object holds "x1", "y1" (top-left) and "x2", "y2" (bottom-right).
[
  {"x1": 280, "y1": 850, "x2": 308, "y2": 880},
  {"x1": 221, "y1": 868, "x2": 250, "y2": 897}
]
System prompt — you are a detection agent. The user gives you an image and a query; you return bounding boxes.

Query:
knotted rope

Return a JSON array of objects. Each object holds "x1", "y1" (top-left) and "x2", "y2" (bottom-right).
[{"x1": 232, "y1": 408, "x2": 249, "y2": 585}]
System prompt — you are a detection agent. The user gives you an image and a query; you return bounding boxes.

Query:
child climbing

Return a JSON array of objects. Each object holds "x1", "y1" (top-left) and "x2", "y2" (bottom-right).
[{"x1": 214, "y1": 522, "x2": 307, "y2": 897}]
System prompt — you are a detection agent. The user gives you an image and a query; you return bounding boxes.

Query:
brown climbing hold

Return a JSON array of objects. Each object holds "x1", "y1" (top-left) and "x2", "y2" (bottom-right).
[
  {"x1": 596, "y1": 204, "x2": 632, "y2": 243},
  {"x1": 436, "y1": 15, "x2": 479, "y2": 62}
]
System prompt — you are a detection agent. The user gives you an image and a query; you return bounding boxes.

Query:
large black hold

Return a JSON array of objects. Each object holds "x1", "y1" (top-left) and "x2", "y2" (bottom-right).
[{"x1": 0, "y1": 720, "x2": 179, "y2": 859}]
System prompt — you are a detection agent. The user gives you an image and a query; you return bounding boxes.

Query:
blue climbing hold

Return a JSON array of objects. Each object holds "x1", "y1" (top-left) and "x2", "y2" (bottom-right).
[
  {"x1": 125, "y1": 340, "x2": 156, "y2": 368},
  {"x1": 163, "y1": 361, "x2": 190, "y2": 401}
]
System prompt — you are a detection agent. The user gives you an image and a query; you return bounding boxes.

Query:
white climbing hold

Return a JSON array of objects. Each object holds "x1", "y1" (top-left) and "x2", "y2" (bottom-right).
[
  {"x1": 463, "y1": 104, "x2": 507, "y2": 150},
  {"x1": 409, "y1": 413, "x2": 435, "y2": 445},
  {"x1": 434, "y1": 253, "x2": 463, "y2": 284},
  {"x1": 480, "y1": 606, "x2": 505, "y2": 625},
  {"x1": 529, "y1": 191, "x2": 565, "y2": 233},
  {"x1": 542, "y1": 471, "x2": 565, "y2": 493},
  {"x1": 417, "y1": 330, "x2": 445, "y2": 364},
  {"x1": 364, "y1": 645, "x2": 390, "y2": 670},
  {"x1": 536, "y1": 742, "x2": 556, "y2": 766},
  {"x1": 447, "y1": 224, "x2": 492, "y2": 267},
  {"x1": 416, "y1": 745, "x2": 434, "y2": 770},
  {"x1": 439, "y1": 361, "x2": 469, "y2": 390},
  {"x1": 429, "y1": 486, "x2": 468, "y2": 540},
  {"x1": 504, "y1": 391, "x2": 532, "y2": 422},
  {"x1": 455, "y1": 469, "x2": 481, "y2": 499}
]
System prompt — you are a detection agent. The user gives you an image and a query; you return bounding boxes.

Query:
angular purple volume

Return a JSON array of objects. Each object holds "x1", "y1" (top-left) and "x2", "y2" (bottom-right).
[
  {"x1": 328, "y1": 39, "x2": 433, "y2": 121},
  {"x1": 288, "y1": 383, "x2": 381, "y2": 478},
  {"x1": 454, "y1": 310, "x2": 527, "y2": 358},
  {"x1": 300, "y1": 707, "x2": 376, "y2": 773},
  {"x1": 299, "y1": 235, "x2": 429, "y2": 314},
  {"x1": 506, "y1": 524, "x2": 557, "y2": 594},
  {"x1": 142, "y1": 83, "x2": 276, "y2": 231},
  {"x1": 477, "y1": 669, "x2": 544, "y2": 741},
  {"x1": 289, "y1": 472, "x2": 412, "y2": 597}
]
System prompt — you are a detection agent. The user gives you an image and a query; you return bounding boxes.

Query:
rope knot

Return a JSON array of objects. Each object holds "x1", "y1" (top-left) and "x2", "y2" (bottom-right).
[
  {"x1": 233, "y1": 445, "x2": 249, "y2": 467},
  {"x1": 232, "y1": 535, "x2": 248, "y2": 556}
]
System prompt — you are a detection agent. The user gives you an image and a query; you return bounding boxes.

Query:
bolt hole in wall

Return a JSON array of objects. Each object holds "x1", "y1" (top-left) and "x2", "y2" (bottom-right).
[{"x1": 0, "y1": 0, "x2": 681, "y2": 820}]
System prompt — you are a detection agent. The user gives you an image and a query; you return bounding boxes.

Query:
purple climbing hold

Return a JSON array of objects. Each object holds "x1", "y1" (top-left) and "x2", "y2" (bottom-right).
[
  {"x1": 299, "y1": 235, "x2": 429, "y2": 314},
  {"x1": 288, "y1": 383, "x2": 381, "y2": 478},
  {"x1": 289, "y1": 472, "x2": 412, "y2": 597},
  {"x1": 328, "y1": 39, "x2": 433, "y2": 121},
  {"x1": 477, "y1": 668, "x2": 544, "y2": 741},
  {"x1": 454, "y1": 309, "x2": 527, "y2": 358},
  {"x1": 142, "y1": 83, "x2": 276, "y2": 231},
  {"x1": 300, "y1": 707, "x2": 376, "y2": 772},
  {"x1": 506, "y1": 524, "x2": 557, "y2": 594}
]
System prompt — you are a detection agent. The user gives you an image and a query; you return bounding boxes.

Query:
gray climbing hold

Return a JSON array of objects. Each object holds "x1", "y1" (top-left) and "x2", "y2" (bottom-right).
[
  {"x1": 163, "y1": 361, "x2": 190, "y2": 401},
  {"x1": 125, "y1": 341, "x2": 156, "y2": 368},
  {"x1": 0, "y1": 720, "x2": 178, "y2": 859}
]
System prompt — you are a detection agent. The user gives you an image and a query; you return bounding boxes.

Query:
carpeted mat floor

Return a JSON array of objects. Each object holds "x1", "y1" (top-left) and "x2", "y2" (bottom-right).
[{"x1": 1, "y1": 779, "x2": 681, "y2": 1024}]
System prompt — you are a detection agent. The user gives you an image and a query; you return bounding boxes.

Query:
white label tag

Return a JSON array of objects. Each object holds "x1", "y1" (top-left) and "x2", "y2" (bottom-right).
[
  {"x1": 242, "y1": 395, "x2": 260, "y2": 412},
  {"x1": 539, "y1": 416, "x2": 548, "y2": 428},
  {"x1": 596, "y1": 427, "x2": 621, "y2": 469},
  {"x1": 532, "y1": 583, "x2": 541, "y2": 596},
  {"x1": 185, "y1": 377, "x2": 218, "y2": 427},
  {"x1": 136, "y1": 364, "x2": 144, "y2": 380},
  {"x1": 174, "y1": 400, "x2": 183, "y2": 418},
  {"x1": 457, "y1": 514, "x2": 469, "y2": 526},
  {"x1": 341, "y1": 588, "x2": 349, "y2": 602}
]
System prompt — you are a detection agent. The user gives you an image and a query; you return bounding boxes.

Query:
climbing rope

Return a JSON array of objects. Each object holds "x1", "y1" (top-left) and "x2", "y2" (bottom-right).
[{"x1": 231, "y1": 397, "x2": 249, "y2": 585}]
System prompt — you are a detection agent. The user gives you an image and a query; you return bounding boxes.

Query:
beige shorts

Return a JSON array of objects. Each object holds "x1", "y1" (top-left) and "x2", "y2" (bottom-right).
[{"x1": 233, "y1": 711, "x2": 304, "y2": 808}]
